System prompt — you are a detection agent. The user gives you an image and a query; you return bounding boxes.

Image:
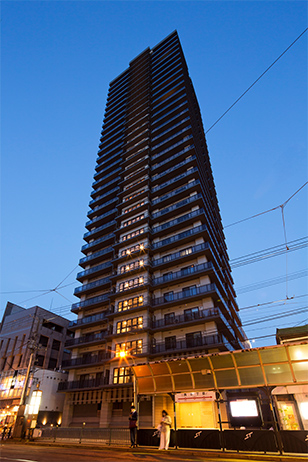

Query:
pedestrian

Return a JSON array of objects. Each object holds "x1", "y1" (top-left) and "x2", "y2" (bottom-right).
[
  {"x1": 158, "y1": 410, "x2": 172, "y2": 450},
  {"x1": 1, "y1": 425, "x2": 7, "y2": 440},
  {"x1": 6, "y1": 426, "x2": 12, "y2": 439},
  {"x1": 128, "y1": 404, "x2": 138, "y2": 448}
]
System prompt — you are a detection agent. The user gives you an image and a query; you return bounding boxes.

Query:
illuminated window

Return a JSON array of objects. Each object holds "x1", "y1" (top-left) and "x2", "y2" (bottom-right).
[
  {"x1": 118, "y1": 277, "x2": 144, "y2": 292},
  {"x1": 119, "y1": 260, "x2": 144, "y2": 274},
  {"x1": 117, "y1": 296, "x2": 144, "y2": 312},
  {"x1": 25, "y1": 390, "x2": 42, "y2": 415},
  {"x1": 115, "y1": 339, "x2": 143, "y2": 356},
  {"x1": 113, "y1": 367, "x2": 132, "y2": 384},
  {"x1": 123, "y1": 214, "x2": 145, "y2": 228},
  {"x1": 121, "y1": 228, "x2": 145, "y2": 242},
  {"x1": 124, "y1": 201, "x2": 145, "y2": 214},
  {"x1": 117, "y1": 317, "x2": 143, "y2": 334}
]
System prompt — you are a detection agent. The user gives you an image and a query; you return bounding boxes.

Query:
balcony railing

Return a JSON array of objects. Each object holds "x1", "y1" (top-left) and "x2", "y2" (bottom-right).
[
  {"x1": 77, "y1": 262, "x2": 112, "y2": 280},
  {"x1": 152, "y1": 208, "x2": 204, "y2": 234},
  {"x1": 87, "y1": 197, "x2": 118, "y2": 218},
  {"x1": 58, "y1": 377, "x2": 110, "y2": 391},
  {"x1": 152, "y1": 242, "x2": 210, "y2": 266},
  {"x1": 89, "y1": 187, "x2": 120, "y2": 207},
  {"x1": 152, "y1": 224, "x2": 207, "y2": 250},
  {"x1": 151, "y1": 307, "x2": 225, "y2": 330},
  {"x1": 74, "y1": 277, "x2": 111, "y2": 295},
  {"x1": 152, "y1": 283, "x2": 218, "y2": 306},
  {"x1": 65, "y1": 331, "x2": 108, "y2": 347},
  {"x1": 83, "y1": 220, "x2": 115, "y2": 240},
  {"x1": 79, "y1": 246, "x2": 113, "y2": 266},
  {"x1": 152, "y1": 153, "x2": 195, "y2": 183},
  {"x1": 152, "y1": 180, "x2": 199, "y2": 206},
  {"x1": 152, "y1": 167, "x2": 198, "y2": 194},
  {"x1": 62, "y1": 351, "x2": 111, "y2": 368},
  {"x1": 152, "y1": 262, "x2": 213, "y2": 286},
  {"x1": 152, "y1": 193, "x2": 202, "y2": 219},
  {"x1": 81, "y1": 233, "x2": 115, "y2": 252},
  {"x1": 91, "y1": 176, "x2": 120, "y2": 197},
  {"x1": 71, "y1": 293, "x2": 110, "y2": 311},
  {"x1": 93, "y1": 159, "x2": 121, "y2": 181},
  {"x1": 152, "y1": 144, "x2": 194, "y2": 174},
  {"x1": 150, "y1": 334, "x2": 225, "y2": 355},
  {"x1": 68, "y1": 311, "x2": 108, "y2": 328}
]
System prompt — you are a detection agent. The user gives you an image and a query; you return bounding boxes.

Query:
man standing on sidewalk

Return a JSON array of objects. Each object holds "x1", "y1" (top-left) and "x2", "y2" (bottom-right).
[{"x1": 129, "y1": 404, "x2": 138, "y2": 448}]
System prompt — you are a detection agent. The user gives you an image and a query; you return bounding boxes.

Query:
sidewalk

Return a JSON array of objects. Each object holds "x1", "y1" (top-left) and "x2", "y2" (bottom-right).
[{"x1": 4, "y1": 438, "x2": 307, "y2": 462}]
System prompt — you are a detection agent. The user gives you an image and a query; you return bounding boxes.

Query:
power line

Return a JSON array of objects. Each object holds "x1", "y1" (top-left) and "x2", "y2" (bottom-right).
[
  {"x1": 205, "y1": 28, "x2": 308, "y2": 134},
  {"x1": 236, "y1": 269, "x2": 308, "y2": 294},
  {"x1": 239, "y1": 294, "x2": 308, "y2": 311},
  {"x1": 225, "y1": 182, "x2": 308, "y2": 229},
  {"x1": 230, "y1": 236, "x2": 307, "y2": 268}
]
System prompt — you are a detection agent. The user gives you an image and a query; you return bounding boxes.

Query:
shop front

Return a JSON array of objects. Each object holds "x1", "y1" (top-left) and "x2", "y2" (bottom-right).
[{"x1": 132, "y1": 341, "x2": 308, "y2": 453}]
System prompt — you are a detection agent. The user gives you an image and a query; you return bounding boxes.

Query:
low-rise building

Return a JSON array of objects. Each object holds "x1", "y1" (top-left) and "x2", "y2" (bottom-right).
[{"x1": 0, "y1": 302, "x2": 72, "y2": 433}]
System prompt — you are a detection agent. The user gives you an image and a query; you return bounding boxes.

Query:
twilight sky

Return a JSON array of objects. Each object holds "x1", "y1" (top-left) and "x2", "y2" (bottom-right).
[{"x1": 1, "y1": 1, "x2": 307, "y2": 347}]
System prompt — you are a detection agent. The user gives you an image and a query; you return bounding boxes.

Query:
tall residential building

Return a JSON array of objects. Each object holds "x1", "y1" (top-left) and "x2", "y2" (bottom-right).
[{"x1": 61, "y1": 31, "x2": 249, "y2": 428}]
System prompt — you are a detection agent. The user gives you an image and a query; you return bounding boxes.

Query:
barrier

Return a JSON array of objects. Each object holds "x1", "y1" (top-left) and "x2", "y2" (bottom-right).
[{"x1": 38, "y1": 427, "x2": 308, "y2": 453}]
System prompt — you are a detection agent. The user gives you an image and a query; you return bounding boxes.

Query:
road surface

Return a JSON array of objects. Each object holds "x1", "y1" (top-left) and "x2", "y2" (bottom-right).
[{"x1": 0, "y1": 443, "x2": 304, "y2": 462}]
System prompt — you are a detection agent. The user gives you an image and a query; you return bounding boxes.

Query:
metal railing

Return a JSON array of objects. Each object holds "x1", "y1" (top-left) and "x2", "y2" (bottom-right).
[{"x1": 39, "y1": 427, "x2": 130, "y2": 445}]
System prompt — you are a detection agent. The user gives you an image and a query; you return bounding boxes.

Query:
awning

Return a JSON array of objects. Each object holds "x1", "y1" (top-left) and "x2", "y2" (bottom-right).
[{"x1": 132, "y1": 342, "x2": 308, "y2": 395}]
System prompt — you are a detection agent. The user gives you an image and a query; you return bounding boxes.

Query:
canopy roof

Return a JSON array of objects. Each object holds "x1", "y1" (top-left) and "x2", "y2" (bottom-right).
[{"x1": 132, "y1": 342, "x2": 308, "y2": 394}]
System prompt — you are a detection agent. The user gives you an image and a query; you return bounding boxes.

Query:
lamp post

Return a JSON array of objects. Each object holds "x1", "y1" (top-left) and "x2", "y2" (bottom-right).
[{"x1": 118, "y1": 351, "x2": 137, "y2": 410}]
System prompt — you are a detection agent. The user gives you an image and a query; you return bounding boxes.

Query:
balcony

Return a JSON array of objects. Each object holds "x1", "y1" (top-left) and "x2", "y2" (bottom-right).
[
  {"x1": 77, "y1": 262, "x2": 112, "y2": 281},
  {"x1": 90, "y1": 176, "x2": 120, "y2": 199},
  {"x1": 81, "y1": 232, "x2": 115, "y2": 253},
  {"x1": 85, "y1": 209, "x2": 117, "y2": 230},
  {"x1": 68, "y1": 311, "x2": 108, "y2": 329},
  {"x1": 93, "y1": 159, "x2": 121, "y2": 182},
  {"x1": 71, "y1": 293, "x2": 110, "y2": 312},
  {"x1": 62, "y1": 350, "x2": 112, "y2": 369},
  {"x1": 150, "y1": 334, "x2": 228, "y2": 356},
  {"x1": 83, "y1": 220, "x2": 116, "y2": 242},
  {"x1": 92, "y1": 167, "x2": 121, "y2": 190},
  {"x1": 89, "y1": 187, "x2": 119, "y2": 208},
  {"x1": 152, "y1": 208, "x2": 205, "y2": 237},
  {"x1": 58, "y1": 377, "x2": 110, "y2": 392},
  {"x1": 65, "y1": 331, "x2": 108, "y2": 348},
  {"x1": 74, "y1": 277, "x2": 111, "y2": 296},
  {"x1": 152, "y1": 224, "x2": 208, "y2": 251},
  {"x1": 152, "y1": 193, "x2": 203, "y2": 220},
  {"x1": 152, "y1": 180, "x2": 200, "y2": 207},
  {"x1": 152, "y1": 242, "x2": 210, "y2": 268},
  {"x1": 79, "y1": 246, "x2": 113, "y2": 267},
  {"x1": 151, "y1": 307, "x2": 220, "y2": 330},
  {"x1": 152, "y1": 262, "x2": 213, "y2": 288},
  {"x1": 152, "y1": 140, "x2": 194, "y2": 174},
  {"x1": 152, "y1": 152, "x2": 196, "y2": 183},
  {"x1": 87, "y1": 197, "x2": 118, "y2": 220},
  {"x1": 152, "y1": 283, "x2": 222, "y2": 307},
  {"x1": 152, "y1": 167, "x2": 198, "y2": 195}
]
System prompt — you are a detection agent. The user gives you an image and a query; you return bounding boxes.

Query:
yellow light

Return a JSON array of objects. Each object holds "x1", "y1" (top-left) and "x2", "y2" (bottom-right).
[
  {"x1": 140, "y1": 244, "x2": 144, "y2": 250},
  {"x1": 127, "y1": 250, "x2": 131, "y2": 255},
  {"x1": 119, "y1": 351, "x2": 127, "y2": 358}
]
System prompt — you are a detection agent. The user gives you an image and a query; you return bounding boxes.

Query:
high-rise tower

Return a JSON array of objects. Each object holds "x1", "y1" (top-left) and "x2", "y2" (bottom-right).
[{"x1": 61, "y1": 31, "x2": 248, "y2": 428}]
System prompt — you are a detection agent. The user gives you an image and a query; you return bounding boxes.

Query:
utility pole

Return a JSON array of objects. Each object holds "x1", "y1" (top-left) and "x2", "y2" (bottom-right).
[{"x1": 13, "y1": 312, "x2": 40, "y2": 438}]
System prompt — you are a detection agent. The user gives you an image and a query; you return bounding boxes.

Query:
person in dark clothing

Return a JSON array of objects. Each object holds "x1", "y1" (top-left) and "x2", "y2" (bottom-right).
[{"x1": 128, "y1": 404, "x2": 138, "y2": 448}]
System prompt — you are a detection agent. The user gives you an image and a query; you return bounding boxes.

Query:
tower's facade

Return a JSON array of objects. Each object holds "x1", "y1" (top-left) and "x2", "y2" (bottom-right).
[{"x1": 61, "y1": 31, "x2": 248, "y2": 428}]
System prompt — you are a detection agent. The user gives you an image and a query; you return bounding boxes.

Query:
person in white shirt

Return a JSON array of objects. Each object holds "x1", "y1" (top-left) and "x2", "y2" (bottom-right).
[{"x1": 158, "y1": 410, "x2": 172, "y2": 450}]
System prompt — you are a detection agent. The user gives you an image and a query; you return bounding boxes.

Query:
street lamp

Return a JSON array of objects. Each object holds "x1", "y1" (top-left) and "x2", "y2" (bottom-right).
[{"x1": 117, "y1": 350, "x2": 137, "y2": 410}]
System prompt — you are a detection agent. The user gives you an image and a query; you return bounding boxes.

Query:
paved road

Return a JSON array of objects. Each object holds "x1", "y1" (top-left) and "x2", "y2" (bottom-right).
[{"x1": 0, "y1": 444, "x2": 306, "y2": 462}]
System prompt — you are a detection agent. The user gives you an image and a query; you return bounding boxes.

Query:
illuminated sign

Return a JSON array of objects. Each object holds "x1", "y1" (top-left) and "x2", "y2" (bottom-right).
[
  {"x1": 175, "y1": 391, "x2": 215, "y2": 402},
  {"x1": 229, "y1": 399, "x2": 259, "y2": 417}
]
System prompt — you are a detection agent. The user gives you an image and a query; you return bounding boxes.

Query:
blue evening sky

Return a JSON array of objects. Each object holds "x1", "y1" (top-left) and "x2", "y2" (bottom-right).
[{"x1": 1, "y1": 1, "x2": 307, "y2": 347}]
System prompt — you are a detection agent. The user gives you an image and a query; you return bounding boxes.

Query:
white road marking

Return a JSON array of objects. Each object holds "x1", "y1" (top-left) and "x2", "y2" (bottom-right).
[{"x1": 1, "y1": 458, "x2": 38, "y2": 462}]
